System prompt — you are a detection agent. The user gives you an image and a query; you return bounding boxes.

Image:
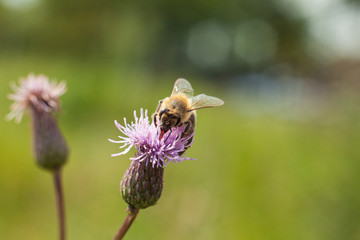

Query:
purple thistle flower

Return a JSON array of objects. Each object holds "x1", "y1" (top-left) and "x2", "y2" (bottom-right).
[{"x1": 109, "y1": 109, "x2": 194, "y2": 168}]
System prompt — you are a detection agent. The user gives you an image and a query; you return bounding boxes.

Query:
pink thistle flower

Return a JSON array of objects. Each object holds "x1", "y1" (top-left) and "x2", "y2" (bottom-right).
[
  {"x1": 7, "y1": 73, "x2": 68, "y2": 170},
  {"x1": 109, "y1": 109, "x2": 194, "y2": 168},
  {"x1": 7, "y1": 74, "x2": 66, "y2": 123}
]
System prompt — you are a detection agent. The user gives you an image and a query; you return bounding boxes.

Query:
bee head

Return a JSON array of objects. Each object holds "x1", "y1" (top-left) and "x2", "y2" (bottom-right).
[{"x1": 159, "y1": 108, "x2": 181, "y2": 132}]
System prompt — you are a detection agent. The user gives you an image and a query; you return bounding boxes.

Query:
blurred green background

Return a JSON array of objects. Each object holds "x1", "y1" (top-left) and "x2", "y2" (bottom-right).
[{"x1": 1, "y1": 0, "x2": 360, "y2": 239}]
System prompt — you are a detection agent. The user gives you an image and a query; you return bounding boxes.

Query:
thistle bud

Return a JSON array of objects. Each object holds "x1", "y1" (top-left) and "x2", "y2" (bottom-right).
[
  {"x1": 31, "y1": 108, "x2": 68, "y2": 170},
  {"x1": 120, "y1": 158, "x2": 164, "y2": 210},
  {"x1": 7, "y1": 74, "x2": 69, "y2": 171}
]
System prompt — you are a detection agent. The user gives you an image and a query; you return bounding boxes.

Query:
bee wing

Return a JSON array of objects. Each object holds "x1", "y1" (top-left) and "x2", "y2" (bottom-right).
[
  {"x1": 171, "y1": 78, "x2": 194, "y2": 97},
  {"x1": 190, "y1": 94, "x2": 224, "y2": 110}
]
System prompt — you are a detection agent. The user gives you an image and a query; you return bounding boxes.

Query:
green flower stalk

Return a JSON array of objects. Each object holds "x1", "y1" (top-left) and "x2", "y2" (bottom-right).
[{"x1": 7, "y1": 74, "x2": 69, "y2": 240}]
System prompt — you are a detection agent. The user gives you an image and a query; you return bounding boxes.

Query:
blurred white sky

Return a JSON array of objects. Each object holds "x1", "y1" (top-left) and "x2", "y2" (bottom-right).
[{"x1": 277, "y1": 0, "x2": 360, "y2": 60}]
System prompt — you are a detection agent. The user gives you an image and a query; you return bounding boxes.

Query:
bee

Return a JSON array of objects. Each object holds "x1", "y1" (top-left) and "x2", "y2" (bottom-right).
[{"x1": 153, "y1": 78, "x2": 224, "y2": 146}]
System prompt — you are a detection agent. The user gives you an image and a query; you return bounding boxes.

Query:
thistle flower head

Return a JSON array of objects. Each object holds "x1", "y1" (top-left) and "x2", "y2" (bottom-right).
[
  {"x1": 7, "y1": 73, "x2": 69, "y2": 171},
  {"x1": 109, "y1": 109, "x2": 194, "y2": 168},
  {"x1": 7, "y1": 74, "x2": 67, "y2": 123}
]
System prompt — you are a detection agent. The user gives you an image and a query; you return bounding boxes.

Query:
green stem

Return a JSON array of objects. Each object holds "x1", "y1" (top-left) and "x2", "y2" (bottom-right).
[
  {"x1": 113, "y1": 208, "x2": 140, "y2": 240},
  {"x1": 53, "y1": 169, "x2": 65, "y2": 240}
]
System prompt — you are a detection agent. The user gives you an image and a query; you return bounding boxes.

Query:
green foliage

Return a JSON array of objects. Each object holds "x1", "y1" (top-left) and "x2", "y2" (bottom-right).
[{"x1": 0, "y1": 0, "x2": 308, "y2": 74}]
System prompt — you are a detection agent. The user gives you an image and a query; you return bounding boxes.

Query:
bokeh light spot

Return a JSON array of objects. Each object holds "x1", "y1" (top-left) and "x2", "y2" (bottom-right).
[
  {"x1": 234, "y1": 19, "x2": 278, "y2": 66},
  {"x1": 1, "y1": 0, "x2": 39, "y2": 10},
  {"x1": 186, "y1": 20, "x2": 231, "y2": 69}
]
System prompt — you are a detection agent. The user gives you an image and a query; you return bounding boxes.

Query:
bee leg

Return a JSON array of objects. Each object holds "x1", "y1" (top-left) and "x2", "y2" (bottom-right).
[
  {"x1": 184, "y1": 121, "x2": 191, "y2": 133},
  {"x1": 153, "y1": 100, "x2": 164, "y2": 126},
  {"x1": 153, "y1": 113, "x2": 158, "y2": 126},
  {"x1": 152, "y1": 100, "x2": 163, "y2": 126},
  {"x1": 156, "y1": 100, "x2": 163, "y2": 112}
]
